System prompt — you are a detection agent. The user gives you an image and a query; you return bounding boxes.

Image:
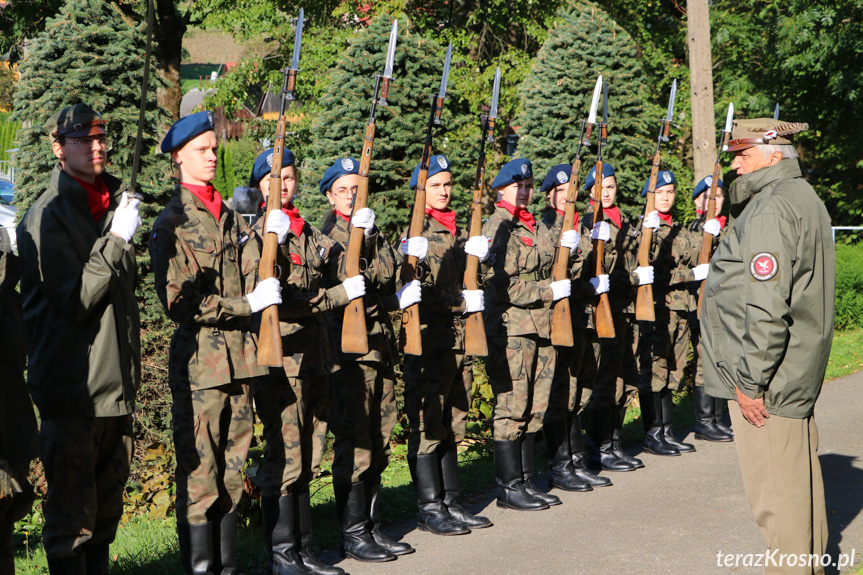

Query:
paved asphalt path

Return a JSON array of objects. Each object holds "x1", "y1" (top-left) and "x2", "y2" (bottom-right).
[{"x1": 330, "y1": 373, "x2": 863, "y2": 574}]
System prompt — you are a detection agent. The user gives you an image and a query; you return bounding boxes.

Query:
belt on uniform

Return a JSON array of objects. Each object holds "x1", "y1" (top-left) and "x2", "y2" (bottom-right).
[{"x1": 518, "y1": 269, "x2": 549, "y2": 282}]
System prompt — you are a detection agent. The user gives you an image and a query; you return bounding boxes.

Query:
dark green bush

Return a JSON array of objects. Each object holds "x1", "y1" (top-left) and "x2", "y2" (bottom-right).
[{"x1": 835, "y1": 243, "x2": 863, "y2": 330}]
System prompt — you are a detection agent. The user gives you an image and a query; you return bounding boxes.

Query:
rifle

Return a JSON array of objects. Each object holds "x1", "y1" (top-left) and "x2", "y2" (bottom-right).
[
  {"x1": 257, "y1": 8, "x2": 304, "y2": 367},
  {"x1": 696, "y1": 102, "x2": 733, "y2": 318},
  {"x1": 341, "y1": 20, "x2": 399, "y2": 354},
  {"x1": 127, "y1": 0, "x2": 153, "y2": 202},
  {"x1": 588, "y1": 79, "x2": 615, "y2": 339},
  {"x1": 463, "y1": 67, "x2": 500, "y2": 357},
  {"x1": 635, "y1": 79, "x2": 677, "y2": 322},
  {"x1": 401, "y1": 43, "x2": 452, "y2": 357},
  {"x1": 549, "y1": 76, "x2": 602, "y2": 347}
]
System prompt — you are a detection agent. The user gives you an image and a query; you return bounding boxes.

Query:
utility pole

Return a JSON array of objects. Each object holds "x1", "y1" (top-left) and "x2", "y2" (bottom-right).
[{"x1": 687, "y1": 0, "x2": 716, "y2": 178}]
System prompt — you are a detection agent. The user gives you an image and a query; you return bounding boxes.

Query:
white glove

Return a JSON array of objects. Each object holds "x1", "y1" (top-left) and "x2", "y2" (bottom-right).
[
  {"x1": 560, "y1": 229, "x2": 579, "y2": 254},
  {"x1": 692, "y1": 263, "x2": 710, "y2": 281},
  {"x1": 635, "y1": 266, "x2": 654, "y2": 286},
  {"x1": 643, "y1": 210, "x2": 660, "y2": 230},
  {"x1": 549, "y1": 279, "x2": 571, "y2": 301},
  {"x1": 351, "y1": 207, "x2": 376, "y2": 236},
  {"x1": 703, "y1": 219, "x2": 721, "y2": 237},
  {"x1": 265, "y1": 210, "x2": 291, "y2": 244},
  {"x1": 342, "y1": 275, "x2": 366, "y2": 301},
  {"x1": 247, "y1": 277, "x2": 282, "y2": 313},
  {"x1": 400, "y1": 236, "x2": 429, "y2": 262},
  {"x1": 591, "y1": 221, "x2": 611, "y2": 242},
  {"x1": 397, "y1": 280, "x2": 422, "y2": 309},
  {"x1": 590, "y1": 274, "x2": 610, "y2": 295},
  {"x1": 464, "y1": 235, "x2": 490, "y2": 262},
  {"x1": 110, "y1": 192, "x2": 142, "y2": 243},
  {"x1": 462, "y1": 289, "x2": 484, "y2": 313}
]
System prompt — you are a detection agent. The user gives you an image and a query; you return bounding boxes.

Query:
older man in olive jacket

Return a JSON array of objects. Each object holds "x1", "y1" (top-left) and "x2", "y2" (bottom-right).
[
  {"x1": 701, "y1": 118, "x2": 834, "y2": 575},
  {"x1": 16, "y1": 104, "x2": 142, "y2": 574}
]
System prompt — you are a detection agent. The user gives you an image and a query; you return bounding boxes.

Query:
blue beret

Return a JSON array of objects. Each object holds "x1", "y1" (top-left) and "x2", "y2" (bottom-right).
[
  {"x1": 491, "y1": 158, "x2": 533, "y2": 189},
  {"x1": 249, "y1": 148, "x2": 296, "y2": 188},
  {"x1": 641, "y1": 170, "x2": 676, "y2": 197},
  {"x1": 692, "y1": 175, "x2": 723, "y2": 199},
  {"x1": 409, "y1": 155, "x2": 452, "y2": 190},
  {"x1": 161, "y1": 111, "x2": 216, "y2": 153},
  {"x1": 319, "y1": 158, "x2": 360, "y2": 195},
  {"x1": 583, "y1": 163, "x2": 616, "y2": 192},
  {"x1": 540, "y1": 164, "x2": 572, "y2": 194}
]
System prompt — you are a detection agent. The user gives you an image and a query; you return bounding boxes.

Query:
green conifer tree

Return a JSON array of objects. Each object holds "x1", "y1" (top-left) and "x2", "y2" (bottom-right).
[
  {"x1": 212, "y1": 141, "x2": 236, "y2": 198},
  {"x1": 517, "y1": 0, "x2": 688, "y2": 218},
  {"x1": 298, "y1": 15, "x2": 478, "y2": 238},
  {"x1": 10, "y1": 0, "x2": 170, "y2": 224}
]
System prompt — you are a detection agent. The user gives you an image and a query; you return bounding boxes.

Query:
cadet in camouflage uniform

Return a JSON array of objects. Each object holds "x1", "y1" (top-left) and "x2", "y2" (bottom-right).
[
  {"x1": 687, "y1": 176, "x2": 733, "y2": 442},
  {"x1": 580, "y1": 164, "x2": 651, "y2": 473},
  {"x1": 149, "y1": 112, "x2": 280, "y2": 575},
  {"x1": 17, "y1": 104, "x2": 141, "y2": 574},
  {"x1": 482, "y1": 158, "x2": 578, "y2": 511},
  {"x1": 398, "y1": 155, "x2": 493, "y2": 536},
  {"x1": 319, "y1": 158, "x2": 418, "y2": 563},
  {"x1": 0, "y1": 227, "x2": 38, "y2": 575},
  {"x1": 249, "y1": 151, "x2": 359, "y2": 575},
  {"x1": 538, "y1": 164, "x2": 613, "y2": 491},
  {"x1": 636, "y1": 171, "x2": 712, "y2": 457}
]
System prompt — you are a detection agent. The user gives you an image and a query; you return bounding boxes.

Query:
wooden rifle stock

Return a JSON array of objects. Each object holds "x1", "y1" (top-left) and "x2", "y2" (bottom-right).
[
  {"x1": 696, "y1": 156, "x2": 724, "y2": 318},
  {"x1": 590, "y1": 157, "x2": 616, "y2": 339},
  {"x1": 463, "y1": 114, "x2": 491, "y2": 357},
  {"x1": 400, "y1": 171, "x2": 427, "y2": 356},
  {"x1": 635, "y1": 151, "x2": 660, "y2": 322},
  {"x1": 550, "y1": 157, "x2": 580, "y2": 347}
]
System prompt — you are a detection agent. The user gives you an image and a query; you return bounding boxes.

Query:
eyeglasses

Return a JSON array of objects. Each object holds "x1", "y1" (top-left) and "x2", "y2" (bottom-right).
[
  {"x1": 69, "y1": 136, "x2": 112, "y2": 151},
  {"x1": 331, "y1": 186, "x2": 358, "y2": 198}
]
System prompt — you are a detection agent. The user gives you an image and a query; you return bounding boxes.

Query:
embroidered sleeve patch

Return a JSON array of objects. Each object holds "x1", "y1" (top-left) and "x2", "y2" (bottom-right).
[
  {"x1": 519, "y1": 236, "x2": 533, "y2": 247},
  {"x1": 750, "y1": 252, "x2": 778, "y2": 281}
]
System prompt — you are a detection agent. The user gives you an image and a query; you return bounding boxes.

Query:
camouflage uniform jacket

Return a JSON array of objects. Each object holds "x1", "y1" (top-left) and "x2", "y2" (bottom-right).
[
  {"x1": 686, "y1": 214, "x2": 726, "y2": 311},
  {"x1": 150, "y1": 185, "x2": 267, "y2": 390},
  {"x1": 482, "y1": 205, "x2": 569, "y2": 339},
  {"x1": 252, "y1": 215, "x2": 347, "y2": 376},
  {"x1": 646, "y1": 217, "x2": 699, "y2": 312},
  {"x1": 16, "y1": 165, "x2": 140, "y2": 417},
  {"x1": 319, "y1": 212, "x2": 399, "y2": 366},
  {"x1": 582, "y1": 207, "x2": 641, "y2": 314}
]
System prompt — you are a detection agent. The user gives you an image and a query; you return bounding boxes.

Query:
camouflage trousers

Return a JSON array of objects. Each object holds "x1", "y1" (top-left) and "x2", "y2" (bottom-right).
[
  {"x1": 172, "y1": 381, "x2": 253, "y2": 525},
  {"x1": 590, "y1": 313, "x2": 640, "y2": 409},
  {"x1": 404, "y1": 349, "x2": 472, "y2": 457},
  {"x1": 486, "y1": 335, "x2": 556, "y2": 442},
  {"x1": 255, "y1": 370, "x2": 331, "y2": 498},
  {"x1": 39, "y1": 416, "x2": 132, "y2": 558},
  {"x1": 547, "y1": 328, "x2": 596, "y2": 422},
  {"x1": 328, "y1": 360, "x2": 396, "y2": 485},
  {"x1": 688, "y1": 311, "x2": 705, "y2": 388},
  {"x1": 638, "y1": 309, "x2": 690, "y2": 393}
]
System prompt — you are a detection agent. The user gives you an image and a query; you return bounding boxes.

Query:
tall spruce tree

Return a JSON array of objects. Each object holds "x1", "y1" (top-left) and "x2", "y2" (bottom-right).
[
  {"x1": 11, "y1": 0, "x2": 170, "y2": 224},
  {"x1": 517, "y1": 0, "x2": 688, "y2": 218},
  {"x1": 298, "y1": 15, "x2": 479, "y2": 238}
]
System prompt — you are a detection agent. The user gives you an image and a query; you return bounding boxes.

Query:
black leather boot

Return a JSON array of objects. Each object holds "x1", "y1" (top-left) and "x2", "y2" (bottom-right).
[
  {"x1": 366, "y1": 474, "x2": 415, "y2": 555},
  {"x1": 660, "y1": 388, "x2": 695, "y2": 453},
  {"x1": 178, "y1": 522, "x2": 216, "y2": 575},
  {"x1": 334, "y1": 482, "x2": 394, "y2": 562},
  {"x1": 544, "y1": 418, "x2": 592, "y2": 492},
  {"x1": 493, "y1": 439, "x2": 548, "y2": 511},
  {"x1": 588, "y1": 408, "x2": 636, "y2": 471},
  {"x1": 47, "y1": 553, "x2": 87, "y2": 575},
  {"x1": 611, "y1": 405, "x2": 644, "y2": 468},
  {"x1": 439, "y1": 445, "x2": 492, "y2": 528},
  {"x1": 262, "y1": 495, "x2": 310, "y2": 575},
  {"x1": 713, "y1": 397, "x2": 734, "y2": 437},
  {"x1": 212, "y1": 511, "x2": 238, "y2": 575},
  {"x1": 520, "y1": 433, "x2": 561, "y2": 506},
  {"x1": 568, "y1": 413, "x2": 612, "y2": 487},
  {"x1": 639, "y1": 390, "x2": 680, "y2": 456},
  {"x1": 693, "y1": 386, "x2": 733, "y2": 442},
  {"x1": 83, "y1": 542, "x2": 110, "y2": 575},
  {"x1": 414, "y1": 453, "x2": 470, "y2": 535},
  {"x1": 293, "y1": 490, "x2": 345, "y2": 575}
]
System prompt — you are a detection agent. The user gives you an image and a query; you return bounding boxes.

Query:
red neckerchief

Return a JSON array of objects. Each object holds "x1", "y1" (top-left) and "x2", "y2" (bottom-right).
[
  {"x1": 496, "y1": 200, "x2": 535, "y2": 232},
  {"x1": 425, "y1": 207, "x2": 457, "y2": 236},
  {"x1": 658, "y1": 211, "x2": 674, "y2": 226},
  {"x1": 71, "y1": 175, "x2": 109, "y2": 221},
  {"x1": 336, "y1": 210, "x2": 350, "y2": 223},
  {"x1": 553, "y1": 208, "x2": 579, "y2": 230},
  {"x1": 697, "y1": 209, "x2": 727, "y2": 229},
  {"x1": 281, "y1": 203, "x2": 305, "y2": 237},
  {"x1": 589, "y1": 200, "x2": 621, "y2": 229},
  {"x1": 182, "y1": 183, "x2": 222, "y2": 221}
]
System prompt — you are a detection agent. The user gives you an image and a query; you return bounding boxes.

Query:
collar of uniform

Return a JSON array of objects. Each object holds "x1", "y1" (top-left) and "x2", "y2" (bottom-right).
[
  {"x1": 53, "y1": 164, "x2": 123, "y2": 233},
  {"x1": 728, "y1": 158, "x2": 802, "y2": 214},
  {"x1": 175, "y1": 183, "x2": 226, "y2": 223},
  {"x1": 495, "y1": 202, "x2": 536, "y2": 233}
]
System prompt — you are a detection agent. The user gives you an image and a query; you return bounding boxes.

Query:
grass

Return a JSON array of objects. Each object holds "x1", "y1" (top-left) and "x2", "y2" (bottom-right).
[
  {"x1": 12, "y1": 327, "x2": 863, "y2": 573},
  {"x1": 180, "y1": 63, "x2": 220, "y2": 95}
]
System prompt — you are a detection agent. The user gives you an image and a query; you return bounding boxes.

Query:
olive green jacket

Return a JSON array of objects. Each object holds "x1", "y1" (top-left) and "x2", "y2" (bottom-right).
[
  {"x1": 701, "y1": 159, "x2": 835, "y2": 418},
  {"x1": 17, "y1": 165, "x2": 140, "y2": 417}
]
